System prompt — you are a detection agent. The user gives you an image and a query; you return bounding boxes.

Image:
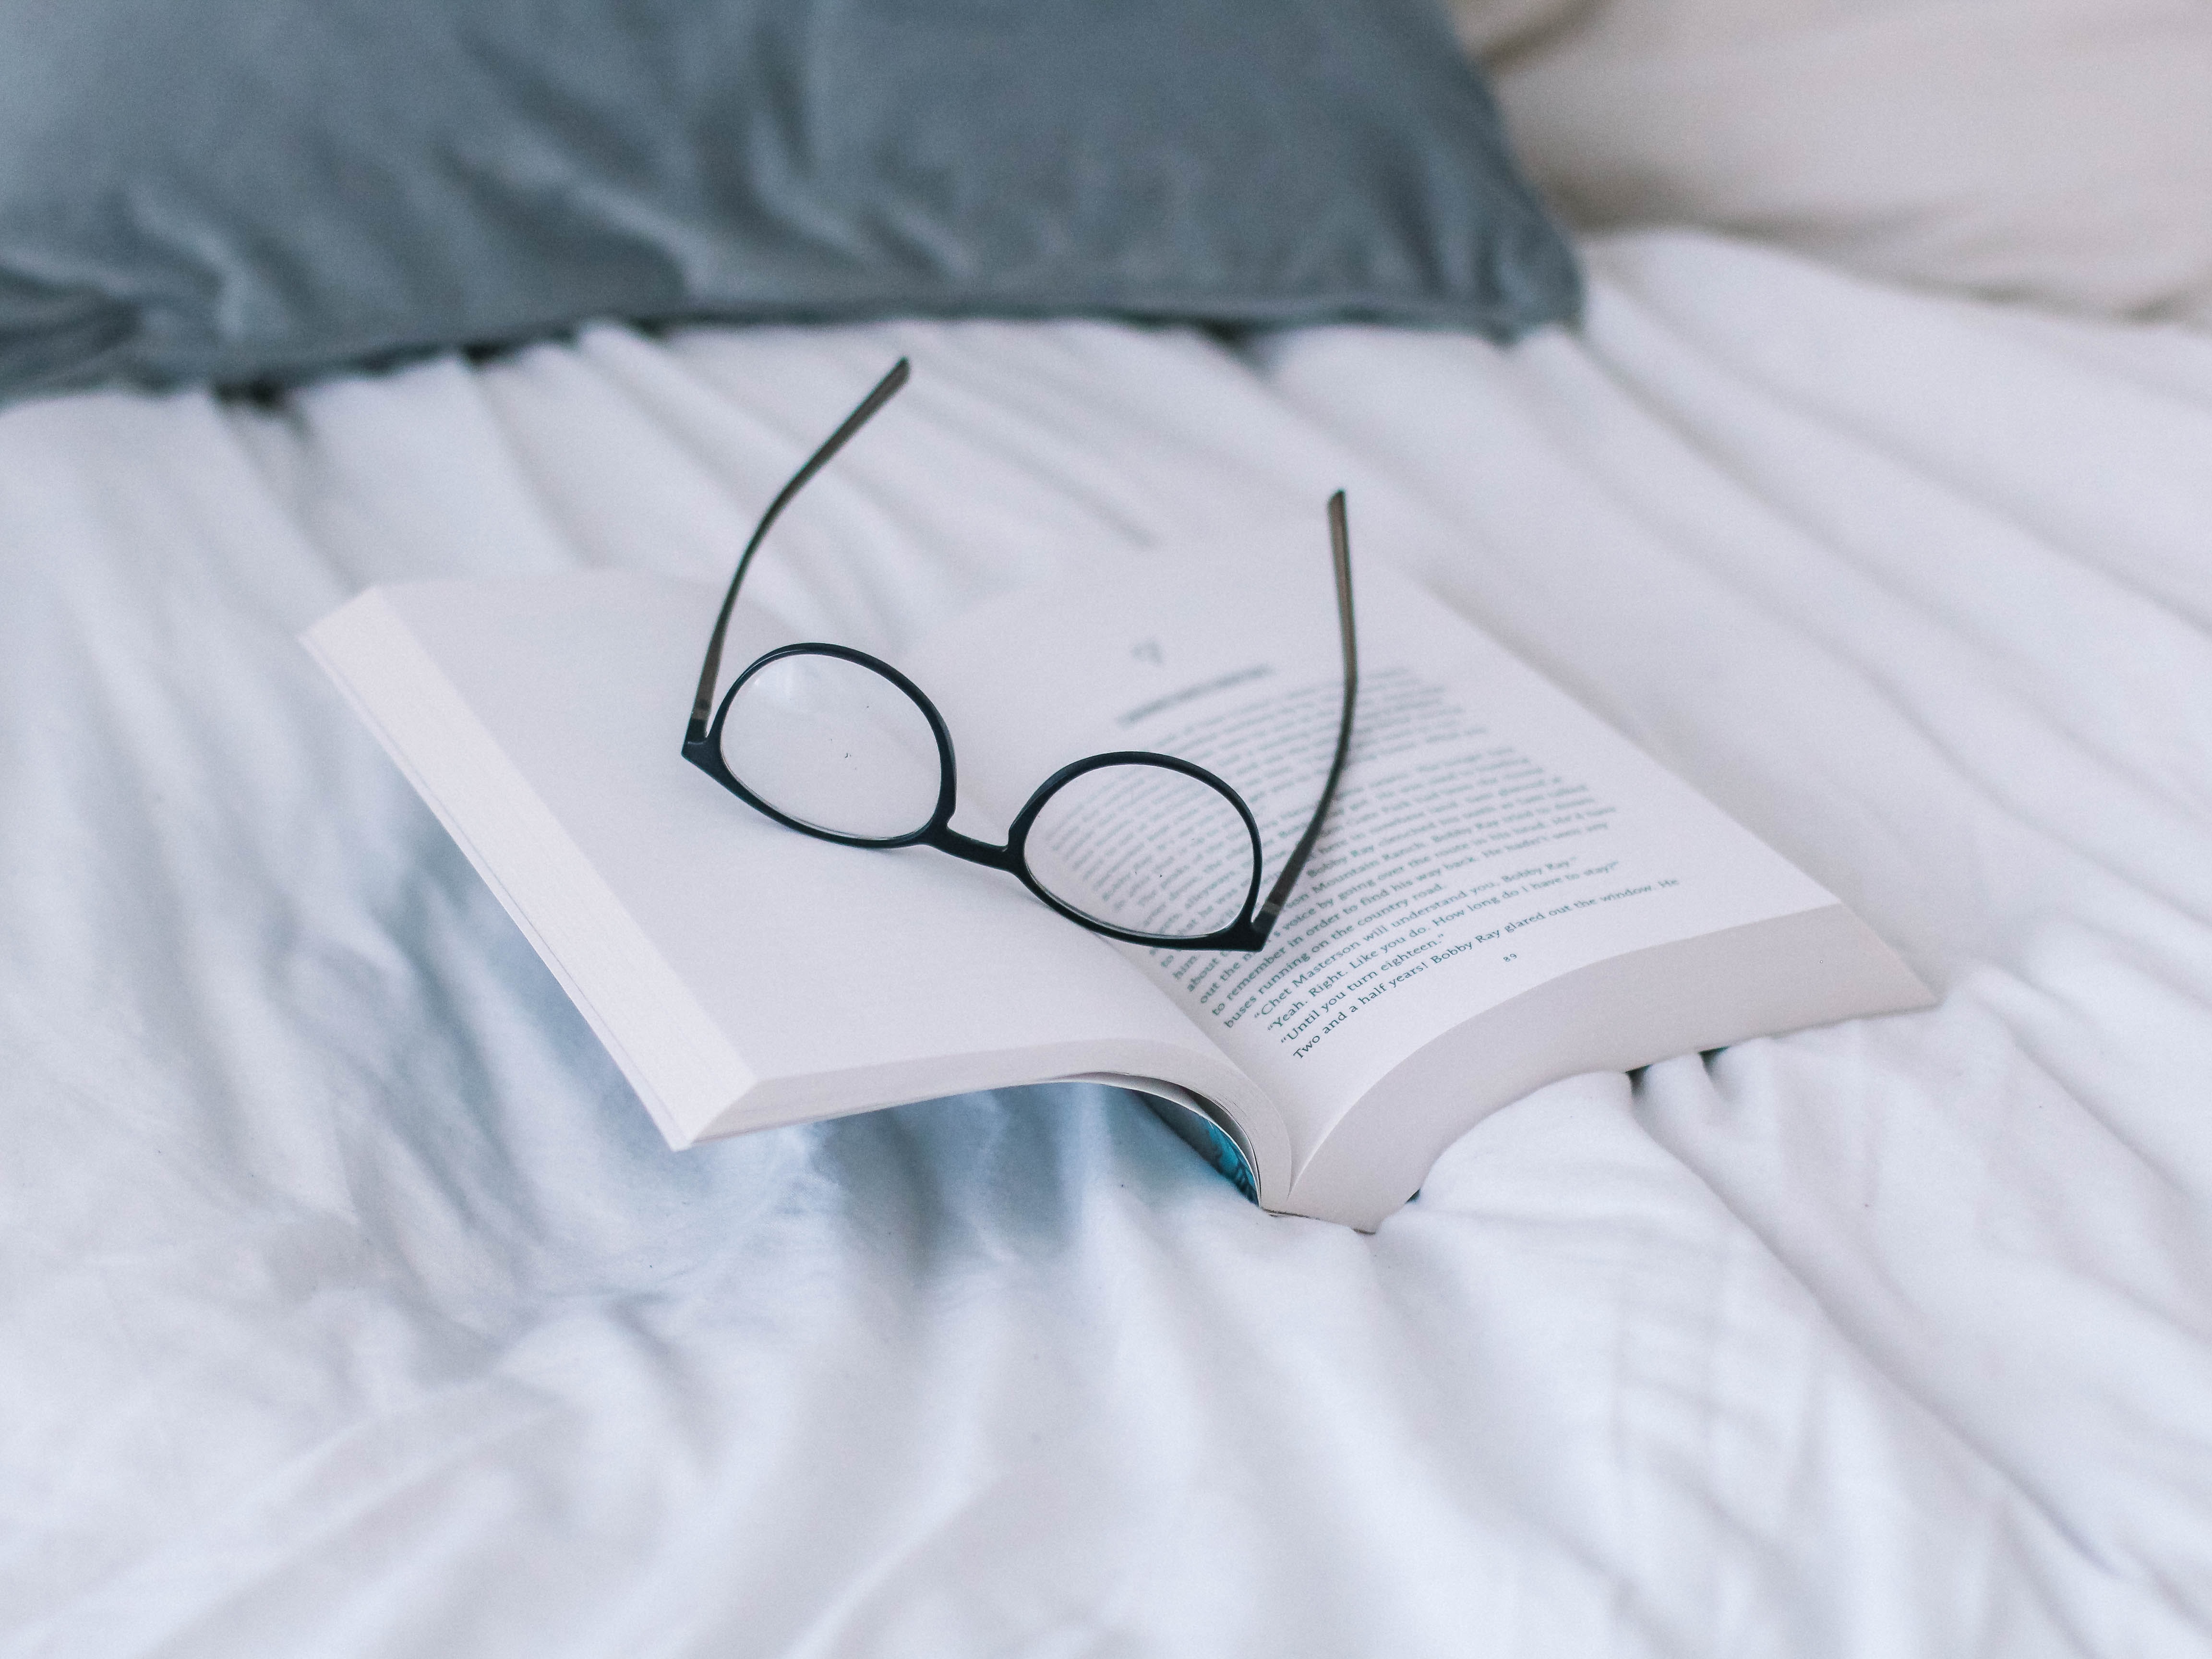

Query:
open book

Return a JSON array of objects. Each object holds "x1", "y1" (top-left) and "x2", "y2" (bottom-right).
[{"x1": 306, "y1": 536, "x2": 1929, "y2": 1230}]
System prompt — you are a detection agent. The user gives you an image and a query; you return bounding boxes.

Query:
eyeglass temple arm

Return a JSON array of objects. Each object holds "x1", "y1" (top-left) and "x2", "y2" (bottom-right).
[
  {"x1": 1252, "y1": 491, "x2": 1357, "y2": 943},
  {"x1": 686, "y1": 357, "x2": 913, "y2": 745}
]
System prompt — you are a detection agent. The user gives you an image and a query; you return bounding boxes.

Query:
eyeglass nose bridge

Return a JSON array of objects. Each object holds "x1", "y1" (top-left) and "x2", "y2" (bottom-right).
[{"x1": 930, "y1": 828, "x2": 1019, "y2": 871}]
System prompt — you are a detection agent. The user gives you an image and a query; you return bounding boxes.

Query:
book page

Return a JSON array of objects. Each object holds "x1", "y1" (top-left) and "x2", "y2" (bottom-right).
[
  {"x1": 902, "y1": 534, "x2": 1839, "y2": 1170},
  {"x1": 328, "y1": 573, "x2": 1274, "y2": 1161}
]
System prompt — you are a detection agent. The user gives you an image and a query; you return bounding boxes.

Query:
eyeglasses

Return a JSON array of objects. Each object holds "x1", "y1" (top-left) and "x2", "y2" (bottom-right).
[{"x1": 682, "y1": 359, "x2": 1358, "y2": 953}]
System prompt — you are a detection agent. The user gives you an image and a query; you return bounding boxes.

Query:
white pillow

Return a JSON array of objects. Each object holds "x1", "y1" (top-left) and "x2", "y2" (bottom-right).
[{"x1": 1459, "y1": 0, "x2": 2212, "y2": 327}]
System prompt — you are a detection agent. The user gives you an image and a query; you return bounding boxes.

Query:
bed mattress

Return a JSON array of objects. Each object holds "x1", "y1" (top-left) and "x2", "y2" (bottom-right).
[{"x1": 5, "y1": 228, "x2": 2211, "y2": 1654}]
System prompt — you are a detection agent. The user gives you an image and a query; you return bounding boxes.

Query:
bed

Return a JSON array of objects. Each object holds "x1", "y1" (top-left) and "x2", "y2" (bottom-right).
[{"x1": 6, "y1": 3, "x2": 2212, "y2": 1654}]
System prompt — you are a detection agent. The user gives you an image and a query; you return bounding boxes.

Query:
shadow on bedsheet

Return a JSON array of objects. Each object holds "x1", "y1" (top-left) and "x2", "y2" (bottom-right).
[{"x1": 303, "y1": 849, "x2": 1245, "y2": 1303}]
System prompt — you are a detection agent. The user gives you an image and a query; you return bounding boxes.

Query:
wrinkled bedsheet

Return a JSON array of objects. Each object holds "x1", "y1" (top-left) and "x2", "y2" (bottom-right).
[{"x1": 5, "y1": 230, "x2": 2211, "y2": 1656}]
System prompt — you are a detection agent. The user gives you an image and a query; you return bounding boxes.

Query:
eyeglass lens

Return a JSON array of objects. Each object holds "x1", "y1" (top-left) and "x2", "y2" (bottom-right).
[
  {"x1": 719, "y1": 651, "x2": 942, "y2": 843},
  {"x1": 1023, "y1": 762, "x2": 1257, "y2": 942}
]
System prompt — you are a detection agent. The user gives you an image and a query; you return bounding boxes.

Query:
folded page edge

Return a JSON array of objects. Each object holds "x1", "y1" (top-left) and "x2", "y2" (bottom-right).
[
  {"x1": 1282, "y1": 902, "x2": 1932, "y2": 1230},
  {"x1": 698, "y1": 1045, "x2": 1292, "y2": 1203}
]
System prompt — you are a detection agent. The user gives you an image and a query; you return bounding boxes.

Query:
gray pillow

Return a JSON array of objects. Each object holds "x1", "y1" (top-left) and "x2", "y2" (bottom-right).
[{"x1": 0, "y1": 0, "x2": 1580, "y2": 404}]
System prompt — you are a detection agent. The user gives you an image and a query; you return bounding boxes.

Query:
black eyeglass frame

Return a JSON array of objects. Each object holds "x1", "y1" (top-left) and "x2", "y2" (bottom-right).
[{"x1": 681, "y1": 358, "x2": 1358, "y2": 955}]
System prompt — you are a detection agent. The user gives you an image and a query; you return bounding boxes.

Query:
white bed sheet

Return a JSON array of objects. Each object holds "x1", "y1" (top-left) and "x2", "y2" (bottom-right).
[{"x1": 5, "y1": 229, "x2": 2211, "y2": 1656}]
